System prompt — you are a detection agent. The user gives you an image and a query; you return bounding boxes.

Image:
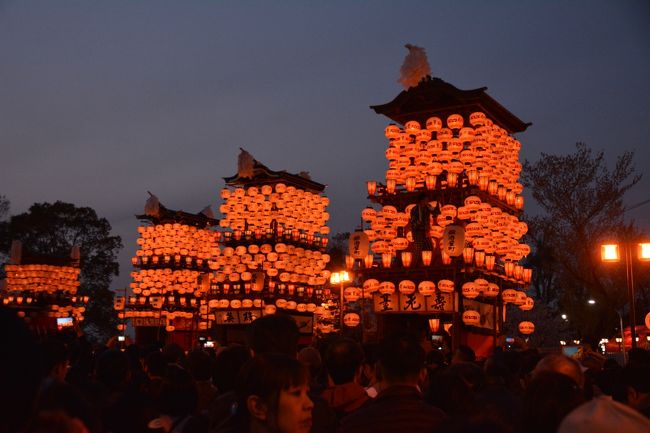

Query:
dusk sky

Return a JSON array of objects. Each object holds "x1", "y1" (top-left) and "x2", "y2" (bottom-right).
[{"x1": 1, "y1": 1, "x2": 649, "y2": 291}]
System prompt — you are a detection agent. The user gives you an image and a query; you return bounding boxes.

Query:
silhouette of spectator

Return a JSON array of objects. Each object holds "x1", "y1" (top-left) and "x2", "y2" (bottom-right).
[
  {"x1": 247, "y1": 314, "x2": 299, "y2": 356},
  {"x1": 0, "y1": 307, "x2": 44, "y2": 433},
  {"x1": 340, "y1": 333, "x2": 446, "y2": 433},
  {"x1": 622, "y1": 363, "x2": 650, "y2": 418},
  {"x1": 321, "y1": 338, "x2": 369, "y2": 419},
  {"x1": 451, "y1": 345, "x2": 476, "y2": 364},
  {"x1": 522, "y1": 371, "x2": 584, "y2": 433},
  {"x1": 149, "y1": 364, "x2": 207, "y2": 433},
  {"x1": 532, "y1": 353, "x2": 584, "y2": 389},
  {"x1": 429, "y1": 361, "x2": 485, "y2": 420},
  {"x1": 188, "y1": 349, "x2": 219, "y2": 415}
]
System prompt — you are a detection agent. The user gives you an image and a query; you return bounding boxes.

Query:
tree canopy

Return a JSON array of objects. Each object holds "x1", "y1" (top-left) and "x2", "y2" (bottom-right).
[
  {"x1": 521, "y1": 142, "x2": 645, "y2": 345},
  {"x1": 0, "y1": 201, "x2": 123, "y2": 341}
]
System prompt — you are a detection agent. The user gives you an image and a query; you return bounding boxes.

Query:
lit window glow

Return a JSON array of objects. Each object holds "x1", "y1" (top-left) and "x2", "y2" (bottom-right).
[{"x1": 601, "y1": 244, "x2": 620, "y2": 262}]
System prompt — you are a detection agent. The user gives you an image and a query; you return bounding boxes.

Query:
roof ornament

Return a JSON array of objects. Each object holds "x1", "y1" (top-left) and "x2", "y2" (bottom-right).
[
  {"x1": 238, "y1": 147, "x2": 255, "y2": 179},
  {"x1": 144, "y1": 191, "x2": 160, "y2": 218},
  {"x1": 399, "y1": 44, "x2": 431, "y2": 89}
]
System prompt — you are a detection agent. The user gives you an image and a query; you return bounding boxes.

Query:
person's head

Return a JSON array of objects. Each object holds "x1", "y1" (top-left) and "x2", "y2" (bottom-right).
[
  {"x1": 248, "y1": 314, "x2": 299, "y2": 356},
  {"x1": 622, "y1": 363, "x2": 650, "y2": 410},
  {"x1": 533, "y1": 354, "x2": 585, "y2": 389},
  {"x1": 325, "y1": 338, "x2": 364, "y2": 385},
  {"x1": 157, "y1": 364, "x2": 198, "y2": 417},
  {"x1": 297, "y1": 347, "x2": 322, "y2": 382},
  {"x1": 41, "y1": 338, "x2": 69, "y2": 381},
  {"x1": 144, "y1": 350, "x2": 167, "y2": 379},
  {"x1": 213, "y1": 344, "x2": 253, "y2": 393},
  {"x1": 523, "y1": 371, "x2": 585, "y2": 433},
  {"x1": 237, "y1": 353, "x2": 313, "y2": 433},
  {"x1": 376, "y1": 333, "x2": 425, "y2": 386},
  {"x1": 161, "y1": 343, "x2": 185, "y2": 366},
  {"x1": 452, "y1": 345, "x2": 476, "y2": 364},
  {"x1": 95, "y1": 349, "x2": 130, "y2": 391},
  {"x1": 187, "y1": 349, "x2": 213, "y2": 382},
  {"x1": 430, "y1": 362, "x2": 485, "y2": 417}
]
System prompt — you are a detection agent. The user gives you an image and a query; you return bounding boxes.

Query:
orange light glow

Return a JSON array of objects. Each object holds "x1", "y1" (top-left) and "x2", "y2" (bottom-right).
[{"x1": 601, "y1": 244, "x2": 620, "y2": 262}]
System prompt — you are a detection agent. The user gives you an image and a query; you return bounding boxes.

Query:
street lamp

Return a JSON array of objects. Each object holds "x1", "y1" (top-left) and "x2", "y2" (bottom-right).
[
  {"x1": 330, "y1": 271, "x2": 351, "y2": 331},
  {"x1": 600, "y1": 241, "x2": 650, "y2": 349}
]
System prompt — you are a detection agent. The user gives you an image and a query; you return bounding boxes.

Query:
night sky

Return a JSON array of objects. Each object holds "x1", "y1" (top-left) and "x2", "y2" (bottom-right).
[{"x1": 1, "y1": 1, "x2": 649, "y2": 291}]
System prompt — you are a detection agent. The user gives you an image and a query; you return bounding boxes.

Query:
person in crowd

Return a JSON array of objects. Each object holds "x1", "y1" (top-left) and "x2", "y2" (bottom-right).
[
  {"x1": 209, "y1": 345, "x2": 254, "y2": 430},
  {"x1": 188, "y1": 349, "x2": 219, "y2": 415},
  {"x1": 214, "y1": 353, "x2": 313, "y2": 433},
  {"x1": 162, "y1": 343, "x2": 187, "y2": 367},
  {"x1": 321, "y1": 338, "x2": 369, "y2": 419},
  {"x1": 35, "y1": 338, "x2": 96, "y2": 433},
  {"x1": 297, "y1": 347, "x2": 322, "y2": 387},
  {"x1": 428, "y1": 361, "x2": 484, "y2": 420},
  {"x1": 144, "y1": 350, "x2": 169, "y2": 400},
  {"x1": 0, "y1": 307, "x2": 44, "y2": 433},
  {"x1": 148, "y1": 364, "x2": 207, "y2": 433},
  {"x1": 339, "y1": 333, "x2": 446, "y2": 433},
  {"x1": 531, "y1": 353, "x2": 584, "y2": 390},
  {"x1": 92, "y1": 348, "x2": 154, "y2": 433},
  {"x1": 360, "y1": 343, "x2": 380, "y2": 398},
  {"x1": 451, "y1": 345, "x2": 476, "y2": 365},
  {"x1": 247, "y1": 314, "x2": 299, "y2": 357},
  {"x1": 556, "y1": 390, "x2": 650, "y2": 433},
  {"x1": 622, "y1": 363, "x2": 650, "y2": 418},
  {"x1": 521, "y1": 371, "x2": 584, "y2": 433}
]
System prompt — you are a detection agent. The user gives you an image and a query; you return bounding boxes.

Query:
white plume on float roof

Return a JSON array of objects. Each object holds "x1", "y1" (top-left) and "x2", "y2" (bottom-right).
[
  {"x1": 238, "y1": 147, "x2": 255, "y2": 178},
  {"x1": 144, "y1": 191, "x2": 160, "y2": 217},
  {"x1": 399, "y1": 44, "x2": 431, "y2": 89}
]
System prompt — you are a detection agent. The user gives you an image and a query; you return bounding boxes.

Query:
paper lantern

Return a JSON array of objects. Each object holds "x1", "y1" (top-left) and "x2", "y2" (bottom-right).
[
  {"x1": 264, "y1": 305, "x2": 277, "y2": 315},
  {"x1": 418, "y1": 280, "x2": 436, "y2": 296},
  {"x1": 398, "y1": 280, "x2": 416, "y2": 295},
  {"x1": 501, "y1": 289, "x2": 518, "y2": 304},
  {"x1": 514, "y1": 291, "x2": 527, "y2": 306},
  {"x1": 379, "y1": 281, "x2": 395, "y2": 295},
  {"x1": 344, "y1": 287, "x2": 362, "y2": 302},
  {"x1": 519, "y1": 321, "x2": 535, "y2": 335},
  {"x1": 462, "y1": 282, "x2": 479, "y2": 299},
  {"x1": 442, "y1": 225, "x2": 465, "y2": 257},
  {"x1": 447, "y1": 114, "x2": 464, "y2": 129},
  {"x1": 343, "y1": 313, "x2": 361, "y2": 327},
  {"x1": 520, "y1": 297, "x2": 534, "y2": 311},
  {"x1": 438, "y1": 279, "x2": 454, "y2": 293},
  {"x1": 363, "y1": 279, "x2": 380, "y2": 293},
  {"x1": 462, "y1": 310, "x2": 481, "y2": 326},
  {"x1": 484, "y1": 283, "x2": 500, "y2": 297}
]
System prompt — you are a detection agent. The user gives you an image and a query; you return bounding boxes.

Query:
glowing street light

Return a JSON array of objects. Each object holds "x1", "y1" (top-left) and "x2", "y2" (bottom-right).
[
  {"x1": 330, "y1": 270, "x2": 352, "y2": 330},
  {"x1": 600, "y1": 240, "x2": 650, "y2": 348}
]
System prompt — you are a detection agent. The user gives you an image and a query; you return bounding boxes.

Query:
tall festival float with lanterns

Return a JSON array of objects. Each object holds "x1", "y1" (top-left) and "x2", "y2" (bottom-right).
[
  {"x1": 211, "y1": 150, "x2": 333, "y2": 342},
  {"x1": 2, "y1": 241, "x2": 87, "y2": 334},
  {"x1": 356, "y1": 76, "x2": 535, "y2": 355},
  {"x1": 118, "y1": 196, "x2": 221, "y2": 348}
]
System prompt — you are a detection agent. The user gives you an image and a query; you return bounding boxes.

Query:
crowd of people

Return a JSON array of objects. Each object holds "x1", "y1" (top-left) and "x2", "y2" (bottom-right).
[{"x1": 2, "y1": 306, "x2": 650, "y2": 433}]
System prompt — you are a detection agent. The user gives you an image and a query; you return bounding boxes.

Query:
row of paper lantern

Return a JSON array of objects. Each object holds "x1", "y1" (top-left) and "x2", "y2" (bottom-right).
[
  {"x1": 462, "y1": 311, "x2": 535, "y2": 335},
  {"x1": 382, "y1": 114, "x2": 523, "y2": 188},
  {"x1": 358, "y1": 278, "x2": 531, "y2": 304},
  {"x1": 220, "y1": 185, "x2": 330, "y2": 235}
]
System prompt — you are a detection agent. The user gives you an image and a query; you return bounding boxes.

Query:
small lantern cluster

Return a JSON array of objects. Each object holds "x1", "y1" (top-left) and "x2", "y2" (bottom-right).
[
  {"x1": 219, "y1": 183, "x2": 330, "y2": 246},
  {"x1": 3, "y1": 263, "x2": 87, "y2": 322}
]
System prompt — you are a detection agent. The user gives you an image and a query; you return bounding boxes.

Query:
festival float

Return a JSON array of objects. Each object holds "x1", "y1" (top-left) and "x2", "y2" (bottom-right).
[
  {"x1": 354, "y1": 46, "x2": 535, "y2": 356},
  {"x1": 1, "y1": 241, "x2": 86, "y2": 335},
  {"x1": 119, "y1": 194, "x2": 220, "y2": 348},
  {"x1": 210, "y1": 150, "x2": 332, "y2": 342}
]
